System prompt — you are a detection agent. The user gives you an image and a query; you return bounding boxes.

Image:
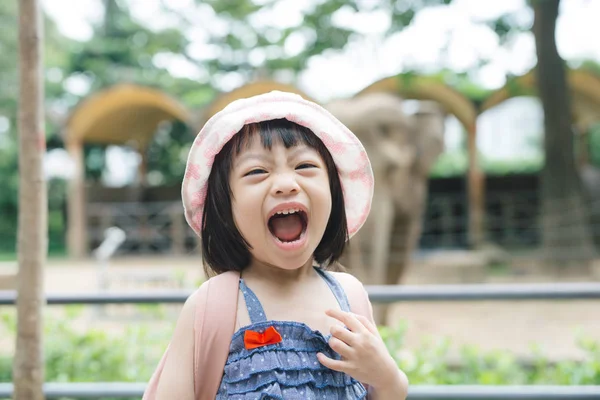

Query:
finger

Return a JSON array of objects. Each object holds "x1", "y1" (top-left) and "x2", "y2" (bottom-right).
[
  {"x1": 355, "y1": 314, "x2": 379, "y2": 336},
  {"x1": 325, "y1": 309, "x2": 366, "y2": 334},
  {"x1": 330, "y1": 323, "x2": 357, "y2": 346},
  {"x1": 328, "y1": 336, "x2": 353, "y2": 358},
  {"x1": 317, "y1": 352, "x2": 345, "y2": 373}
]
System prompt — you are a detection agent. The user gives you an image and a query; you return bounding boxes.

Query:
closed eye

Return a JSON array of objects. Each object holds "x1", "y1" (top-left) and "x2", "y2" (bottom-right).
[
  {"x1": 296, "y1": 163, "x2": 317, "y2": 170},
  {"x1": 244, "y1": 169, "x2": 267, "y2": 176}
]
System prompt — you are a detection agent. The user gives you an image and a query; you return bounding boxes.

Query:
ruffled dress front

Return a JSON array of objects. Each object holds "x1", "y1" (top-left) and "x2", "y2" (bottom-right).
[{"x1": 216, "y1": 267, "x2": 367, "y2": 399}]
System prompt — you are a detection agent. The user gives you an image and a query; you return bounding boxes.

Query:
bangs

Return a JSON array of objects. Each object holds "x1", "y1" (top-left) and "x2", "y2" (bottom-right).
[{"x1": 230, "y1": 119, "x2": 322, "y2": 154}]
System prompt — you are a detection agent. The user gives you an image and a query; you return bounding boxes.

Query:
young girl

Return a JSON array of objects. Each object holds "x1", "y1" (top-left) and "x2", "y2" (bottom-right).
[{"x1": 151, "y1": 91, "x2": 408, "y2": 399}]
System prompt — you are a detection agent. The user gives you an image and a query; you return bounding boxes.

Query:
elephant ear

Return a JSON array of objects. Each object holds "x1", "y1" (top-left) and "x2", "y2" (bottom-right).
[
  {"x1": 329, "y1": 93, "x2": 415, "y2": 171},
  {"x1": 413, "y1": 101, "x2": 445, "y2": 176}
]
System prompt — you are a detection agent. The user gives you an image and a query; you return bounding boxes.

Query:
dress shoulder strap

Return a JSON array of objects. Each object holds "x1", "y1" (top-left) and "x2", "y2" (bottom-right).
[
  {"x1": 329, "y1": 271, "x2": 375, "y2": 324},
  {"x1": 314, "y1": 267, "x2": 352, "y2": 312},
  {"x1": 239, "y1": 278, "x2": 268, "y2": 323}
]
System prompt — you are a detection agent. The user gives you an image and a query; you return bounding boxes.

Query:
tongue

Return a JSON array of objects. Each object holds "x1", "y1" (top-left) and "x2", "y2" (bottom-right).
[{"x1": 270, "y1": 214, "x2": 303, "y2": 242}]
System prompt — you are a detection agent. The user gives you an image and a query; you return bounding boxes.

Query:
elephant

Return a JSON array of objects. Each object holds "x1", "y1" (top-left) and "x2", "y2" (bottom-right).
[{"x1": 326, "y1": 92, "x2": 445, "y2": 324}]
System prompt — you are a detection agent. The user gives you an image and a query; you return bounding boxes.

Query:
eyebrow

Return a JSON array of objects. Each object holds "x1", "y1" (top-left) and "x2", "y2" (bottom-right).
[
  {"x1": 233, "y1": 153, "x2": 268, "y2": 168},
  {"x1": 287, "y1": 145, "x2": 312, "y2": 158},
  {"x1": 234, "y1": 145, "x2": 314, "y2": 167}
]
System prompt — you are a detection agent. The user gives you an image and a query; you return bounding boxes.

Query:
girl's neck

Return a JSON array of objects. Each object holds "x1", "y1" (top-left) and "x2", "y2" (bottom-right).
[{"x1": 242, "y1": 258, "x2": 316, "y2": 286}]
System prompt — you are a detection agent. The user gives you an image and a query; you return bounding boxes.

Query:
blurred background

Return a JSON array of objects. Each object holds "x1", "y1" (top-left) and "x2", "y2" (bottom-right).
[{"x1": 2, "y1": 0, "x2": 600, "y2": 389}]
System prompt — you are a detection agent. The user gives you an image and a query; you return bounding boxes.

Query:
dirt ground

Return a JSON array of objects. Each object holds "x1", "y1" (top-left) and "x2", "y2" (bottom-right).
[{"x1": 1, "y1": 253, "x2": 599, "y2": 361}]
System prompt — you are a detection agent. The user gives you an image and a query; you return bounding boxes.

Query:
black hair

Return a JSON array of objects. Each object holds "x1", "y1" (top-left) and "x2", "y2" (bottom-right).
[{"x1": 201, "y1": 118, "x2": 348, "y2": 276}]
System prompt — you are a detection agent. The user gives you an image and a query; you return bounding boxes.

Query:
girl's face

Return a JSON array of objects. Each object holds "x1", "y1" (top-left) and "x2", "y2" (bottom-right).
[{"x1": 229, "y1": 134, "x2": 332, "y2": 270}]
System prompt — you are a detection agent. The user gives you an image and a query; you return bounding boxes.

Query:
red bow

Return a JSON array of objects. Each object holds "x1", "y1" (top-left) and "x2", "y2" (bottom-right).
[{"x1": 244, "y1": 326, "x2": 282, "y2": 350}]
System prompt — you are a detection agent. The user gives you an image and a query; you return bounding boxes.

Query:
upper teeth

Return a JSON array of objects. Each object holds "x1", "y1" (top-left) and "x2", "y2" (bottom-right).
[{"x1": 276, "y1": 208, "x2": 300, "y2": 215}]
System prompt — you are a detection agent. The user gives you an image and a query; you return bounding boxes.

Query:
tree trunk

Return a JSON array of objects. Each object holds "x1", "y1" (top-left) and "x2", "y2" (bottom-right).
[
  {"x1": 103, "y1": 0, "x2": 118, "y2": 35},
  {"x1": 14, "y1": 0, "x2": 46, "y2": 399},
  {"x1": 533, "y1": 0, "x2": 596, "y2": 264}
]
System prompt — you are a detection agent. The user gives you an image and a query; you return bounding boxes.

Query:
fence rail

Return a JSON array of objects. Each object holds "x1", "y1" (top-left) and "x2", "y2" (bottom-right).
[
  {"x1": 2, "y1": 282, "x2": 600, "y2": 305},
  {"x1": 0, "y1": 383, "x2": 599, "y2": 399},
  {"x1": 2, "y1": 282, "x2": 599, "y2": 399}
]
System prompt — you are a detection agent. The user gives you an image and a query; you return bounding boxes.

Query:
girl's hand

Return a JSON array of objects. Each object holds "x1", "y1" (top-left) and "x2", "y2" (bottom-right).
[{"x1": 317, "y1": 309, "x2": 408, "y2": 398}]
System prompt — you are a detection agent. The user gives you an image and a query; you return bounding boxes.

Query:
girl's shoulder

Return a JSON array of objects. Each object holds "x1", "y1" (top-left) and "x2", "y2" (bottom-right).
[
  {"x1": 328, "y1": 270, "x2": 365, "y2": 288},
  {"x1": 328, "y1": 270, "x2": 374, "y2": 321}
]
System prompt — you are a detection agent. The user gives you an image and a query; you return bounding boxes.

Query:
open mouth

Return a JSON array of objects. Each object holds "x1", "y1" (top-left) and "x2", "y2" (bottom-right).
[{"x1": 267, "y1": 208, "x2": 308, "y2": 243}]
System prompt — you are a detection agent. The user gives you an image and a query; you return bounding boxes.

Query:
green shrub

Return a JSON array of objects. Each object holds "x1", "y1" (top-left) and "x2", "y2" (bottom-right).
[
  {"x1": 0, "y1": 307, "x2": 171, "y2": 400},
  {"x1": 380, "y1": 321, "x2": 600, "y2": 385},
  {"x1": 0, "y1": 309, "x2": 599, "y2": 400}
]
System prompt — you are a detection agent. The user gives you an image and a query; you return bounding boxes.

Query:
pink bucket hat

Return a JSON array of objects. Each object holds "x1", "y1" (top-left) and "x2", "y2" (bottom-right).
[{"x1": 182, "y1": 90, "x2": 374, "y2": 239}]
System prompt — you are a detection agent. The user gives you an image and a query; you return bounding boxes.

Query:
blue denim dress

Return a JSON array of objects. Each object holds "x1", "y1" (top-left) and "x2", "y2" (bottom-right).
[{"x1": 215, "y1": 267, "x2": 367, "y2": 399}]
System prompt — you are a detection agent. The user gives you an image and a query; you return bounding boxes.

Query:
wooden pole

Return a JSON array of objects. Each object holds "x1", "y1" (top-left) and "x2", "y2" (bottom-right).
[
  {"x1": 66, "y1": 138, "x2": 87, "y2": 258},
  {"x1": 467, "y1": 124, "x2": 485, "y2": 248},
  {"x1": 14, "y1": 0, "x2": 46, "y2": 398}
]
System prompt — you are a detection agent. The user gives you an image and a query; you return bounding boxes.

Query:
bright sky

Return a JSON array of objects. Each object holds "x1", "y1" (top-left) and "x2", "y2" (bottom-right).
[{"x1": 40, "y1": 0, "x2": 600, "y2": 184}]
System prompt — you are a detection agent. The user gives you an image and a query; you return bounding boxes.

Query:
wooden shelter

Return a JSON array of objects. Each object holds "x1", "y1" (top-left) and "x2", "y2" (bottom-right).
[
  {"x1": 202, "y1": 81, "x2": 314, "y2": 121},
  {"x1": 65, "y1": 84, "x2": 192, "y2": 258},
  {"x1": 482, "y1": 68, "x2": 600, "y2": 166}
]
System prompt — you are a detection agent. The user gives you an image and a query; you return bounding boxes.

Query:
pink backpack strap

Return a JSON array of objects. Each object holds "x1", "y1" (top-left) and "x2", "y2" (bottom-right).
[
  {"x1": 141, "y1": 271, "x2": 240, "y2": 400},
  {"x1": 142, "y1": 343, "x2": 171, "y2": 400},
  {"x1": 192, "y1": 271, "x2": 240, "y2": 399}
]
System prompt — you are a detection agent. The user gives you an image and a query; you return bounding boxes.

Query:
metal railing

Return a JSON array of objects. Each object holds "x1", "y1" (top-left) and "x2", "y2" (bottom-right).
[
  {"x1": 2, "y1": 282, "x2": 600, "y2": 305},
  {"x1": 0, "y1": 382, "x2": 600, "y2": 399},
  {"x1": 2, "y1": 282, "x2": 600, "y2": 399}
]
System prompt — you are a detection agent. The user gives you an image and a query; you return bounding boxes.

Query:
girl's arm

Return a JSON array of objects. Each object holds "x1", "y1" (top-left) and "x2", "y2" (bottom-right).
[
  {"x1": 367, "y1": 369, "x2": 409, "y2": 400},
  {"x1": 154, "y1": 291, "x2": 200, "y2": 400}
]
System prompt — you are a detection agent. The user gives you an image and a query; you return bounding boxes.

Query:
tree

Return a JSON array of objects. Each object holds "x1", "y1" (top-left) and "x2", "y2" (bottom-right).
[
  {"x1": 188, "y1": 0, "x2": 599, "y2": 265},
  {"x1": 156, "y1": 0, "x2": 452, "y2": 85},
  {"x1": 68, "y1": 0, "x2": 212, "y2": 105},
  {"x1": 532, "y1": 0, "x2": 596, "y2": 262},
  {"x1": 14, "y1": 1, "x2": 46, "y2": 399},
  {"x1": 0, "y1": 1, "x2": 74, "y2": 254}
]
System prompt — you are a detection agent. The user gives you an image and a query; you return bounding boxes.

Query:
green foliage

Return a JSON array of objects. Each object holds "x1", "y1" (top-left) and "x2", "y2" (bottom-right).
[
  {"x1": 1, "y1": 311, "x2": 599, "y2": 392},
  {"x1": 0, "y1": 0, "x2": 213, "y2": 252},
  {"x1": 145, "y1": 120, "x2": 196, "y2": 186},
  {"x1": 0, "y1": 2, "x2": 77, "y2": 252},
  {"x1": 380, "y1": 321, "x2": 600, "y2": 385},
  {"x1": 0, "y1": 307, "x2": 171, "y2": 400},
  {"x1": 189, "y1": 0, "x2": 463, "y2": 79},
  {"x1": 195, "y1": 0, "x2": 355, "y2": 76},
  {"x1": 429, "y1": 148, "x2": 543, "y2": 178},
  {"x1": 67, "y1": 0, "x2": 198, "y2": 97},
  {"x1": 580, "y1": 60, "x2": 600, "y2": 76},
  {"x1": 0, "y1": 143, "x2": 18, "y2": 253},
  {"x1": 481, "y1": 155, "x2": 543, "y2": 175},
  {"x1": 430, "y1": 149, "x2": 469, "y2": 177},
  {"x1": 588, "y1": 123, "x2": 600, "y2": 168}
]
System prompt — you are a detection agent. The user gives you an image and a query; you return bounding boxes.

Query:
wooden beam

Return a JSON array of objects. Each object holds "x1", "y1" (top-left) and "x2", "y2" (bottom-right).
[
  {"x1": 467, "y1": 124, "x2": 485, "y2": 248},
  {"x1": 66, "y1": 139, "x2": 88, "y2": 258}
]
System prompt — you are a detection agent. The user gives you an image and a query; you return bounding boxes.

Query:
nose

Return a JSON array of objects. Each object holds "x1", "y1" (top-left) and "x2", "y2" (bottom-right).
[{"x1": 272, "y1": 172, "x2": 300, "y2": 196}]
